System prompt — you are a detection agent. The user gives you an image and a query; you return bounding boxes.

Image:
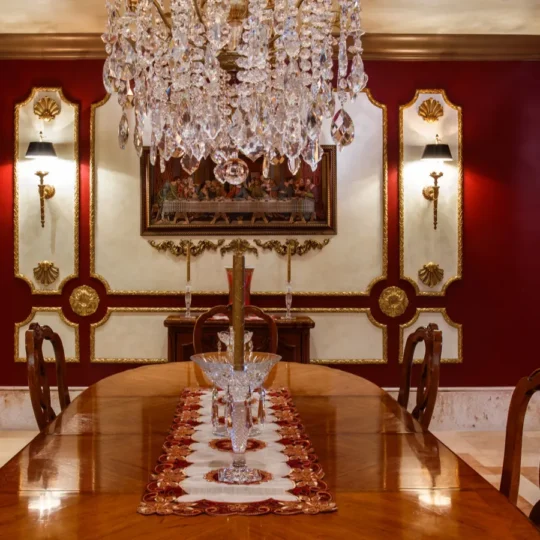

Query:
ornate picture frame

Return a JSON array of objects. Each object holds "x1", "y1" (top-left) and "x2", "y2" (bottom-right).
[{"x1": 140, "y1": 146, "x2": 337, "y2": 236}]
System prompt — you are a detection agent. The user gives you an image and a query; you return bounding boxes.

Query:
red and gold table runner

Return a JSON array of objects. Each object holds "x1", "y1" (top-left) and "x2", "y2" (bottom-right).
[{"x1": 138, "y1": 388, "x2": 337, "y2": 517}]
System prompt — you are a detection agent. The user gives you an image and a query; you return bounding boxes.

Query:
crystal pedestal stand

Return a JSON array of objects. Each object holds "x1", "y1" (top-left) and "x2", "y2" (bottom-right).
[
  {"x1": 285, "y1": 282, "x2": 294, "y2": 320},
  {"x1": 184, "y1": 282, "x2": 195, "y2": 318},
  {"x1": 218, "y1": 386, "x2": 260, "y2": 484},
  {"x1": 192, "y1": 352, "x2": 281, "y2": 484}
]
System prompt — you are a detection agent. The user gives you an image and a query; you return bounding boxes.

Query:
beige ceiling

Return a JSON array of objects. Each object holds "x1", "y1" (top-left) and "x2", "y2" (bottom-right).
[{"x1": 1, "y1": 0, "x2": 539, "y2": 35}]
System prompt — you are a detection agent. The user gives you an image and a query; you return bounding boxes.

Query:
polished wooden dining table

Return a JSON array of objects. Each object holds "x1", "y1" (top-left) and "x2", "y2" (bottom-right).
[{"x1": 0, "y1": 362, "x2": 538, "y2": 539}]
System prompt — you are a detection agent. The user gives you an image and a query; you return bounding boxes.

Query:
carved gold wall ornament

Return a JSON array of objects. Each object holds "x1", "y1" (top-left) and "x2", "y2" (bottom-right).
[
  {"x1": 33, "y1": 261, "x2": 59, "y2": 285},
  {"x1": 378, "y1": 286, "x2": 409, "y2": 318},
  {"x1": 418, "y1": 262, "x2": 444, "y2": 288},
  {"x1": 418, "y1": 98, "x2": 444, "y2": 123},
  {"x1": 148, "y1": 239, "x2": 225, "y2": 257},
  {"x1": 254, "y1": 238, "x2": 331, "y2": 256},
  {"x1": 33, "y1": 97, "x2": 60, "y2": 122},
  {"x1": 220, "y1": 239, "x2": 258, "y2": 257},
  {"x1": 69, "y1": 285, "x2": 100, "y2": 317}
]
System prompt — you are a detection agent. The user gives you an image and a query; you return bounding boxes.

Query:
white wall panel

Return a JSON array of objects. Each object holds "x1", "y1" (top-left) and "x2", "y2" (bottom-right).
[
  {"x1": 400, "y1": 90, "x2": 461, "y2": 295},
  {"x1": 16, "y1": 89, "x2": 78, "y2": 293},
  {"x1": 93, "y1": 93, "x2": 385, "y2": 294}
]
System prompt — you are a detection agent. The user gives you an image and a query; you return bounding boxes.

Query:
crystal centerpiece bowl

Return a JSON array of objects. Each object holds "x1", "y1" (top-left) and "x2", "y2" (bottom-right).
[{"x1": 191, "y1": 351, "x2": 281, "y2": 484}]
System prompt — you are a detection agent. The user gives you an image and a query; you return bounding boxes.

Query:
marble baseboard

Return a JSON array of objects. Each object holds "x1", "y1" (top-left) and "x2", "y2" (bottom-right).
[
  {"x1": 386, "y1": 387, "x2": 540, "y2": 431},
  {"x1": 0, "y1": 387, "x2": 84, "y2": 430},
  {"x1": 1, "y1": 386, "x2": 539, "y2": 431}
]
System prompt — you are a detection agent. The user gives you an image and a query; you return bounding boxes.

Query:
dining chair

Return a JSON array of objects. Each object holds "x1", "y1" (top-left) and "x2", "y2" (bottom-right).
[
  {"x1": 500, "y1": 368, "x2": 540, "y2": 526},
  {"x1": 25, "y1": 322, "x2": 71, "y2": 431},
  {"x1": 193, "y1": 304, "x2": 278, "y2": 355},
  {"x1": 397, "y1": 323, "x2": 442, "y2": 430}
]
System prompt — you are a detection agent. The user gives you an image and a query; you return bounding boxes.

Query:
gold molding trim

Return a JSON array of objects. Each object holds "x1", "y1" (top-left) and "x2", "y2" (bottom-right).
[
  {"x1": 253, "y1": 239, "x2": 330, "y2": 256},
  {"x1": 14, "y1": 307, "x2": 80, "y2": 363},
  {"x1": 2, "y1": 33, "x2": 540, "y2": 61},
  {"x1": 418, "y1": 262, "x2": 444, "y2": 288},
  {"x1": 378, "y1": 286, "x2": 409, "y2": 318},
  {"x1": 90, "y1": 307, "x2": 386, "y2": 365},
  {"x1": 148, "y1": 239, "x2": 225, "y2": 257},
  {"x1": 69, "y1": 285, "x2": 100, "y2": 317},
  {"x1": 89, "y1": 89, "x2": 387, "y2": 297},
  {"x1": 33, "y1": 261, "x2": 59, "y2": 285},
  {"x1": 418, "y1": 98, "x2": 444, "y2": 123},
  {"x1": 399, "y1": 89, "x2": 463, "y2": 296},
  {"x1": 399, "y1": 308, "x2": 462, "y2": 364},
  {"x1": 14, "y1": 87, "x2": 80, "y2": 295},
  {"x1": 33, "y1": 97, "x2": 60, "y2": 122}
]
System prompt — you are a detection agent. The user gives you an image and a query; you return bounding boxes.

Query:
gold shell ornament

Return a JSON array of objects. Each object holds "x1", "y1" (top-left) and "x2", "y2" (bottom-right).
[
  {"x1": 33, "y1": 261, "x2": 59, "y2": 285},
  {"x1": 418, "y1": 98, "x2": 444, "y2": 123},
  {"x1": 418, "y1": 262, "x2": 445, "y2": 288},
  {"x1": 33, "y1": 97, "x2": 60, "y2": 122},
  {"x1": 378, "y1": 287, "x2": 409, "y2": 318},
  {"x1": 69, "y1": 285, "x2": 100, "y2": 317}
]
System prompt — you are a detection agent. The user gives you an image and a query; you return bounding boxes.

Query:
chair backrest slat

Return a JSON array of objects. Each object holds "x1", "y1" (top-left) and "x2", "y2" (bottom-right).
[
  {"x1": 193, "y1": 304, "x2": 278, "y2": 355},
  {"x1": 25, "y1": 323, "x2": 71, "y2": 431},
  {"x1": 500, "y1": 368, "x2": 540, "y2": 526},
  {"x1": 398, "y1": 323, "x2": 442, "y2": 430}
]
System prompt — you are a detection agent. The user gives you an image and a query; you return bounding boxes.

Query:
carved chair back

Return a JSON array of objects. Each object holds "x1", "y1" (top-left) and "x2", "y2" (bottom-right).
[
  {"x1": 193, "y1": 304, "x2": 278, "y2": 355},
  {"x1": 25, "y1": 322, "x2": 71, "y2": 431},
  {"x1": 500, "y1": 368, "x2": 540, "y2": 527},
  {"x1": 398, "y1": 323, "x2": 442, "y2": 430}
]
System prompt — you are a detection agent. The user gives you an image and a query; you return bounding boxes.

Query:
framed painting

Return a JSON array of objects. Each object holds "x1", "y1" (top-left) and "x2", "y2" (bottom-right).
[{"x1": 140, "y1": 146, "x2": 337, "y2": 236}]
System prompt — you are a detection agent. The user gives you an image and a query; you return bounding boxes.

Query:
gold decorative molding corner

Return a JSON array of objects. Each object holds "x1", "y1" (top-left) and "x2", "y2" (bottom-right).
[
  {"x1": 418, "y1": 98, "x2": 444, "y2": 123},
  {"x1": 14, "y1": 307, "x2": 80, "y2": 363},
  {"x1": 378, "y1": 286, "x2": 409, "y2": 318},
  {"x1": 70, "y1": 285, "x2": 100, "y2": 317},
  {"x1": 14, "y1": 87, "x2": 80, "y2": 295},
  {"x1": 148, "y1": 239, "x2": 225, "y2": 257},
  {"x1": 33, "y1": 261, "x2": 59, "y2": 285},
  {"x1": 254, "y1": 238, "x2": 330, "y2": 256},
  {"x1": 220, "y1": 239, "x2": 258, "y2": 257},
  {"x1": 399, "y1": 308, "x2": 462, "y2": 364},
  {"x1": 33, "y1": 96, "x2": 60, "y2": 121},
  {"x1": 418, "y1": 262, "x2": 444, "y2": 288}
]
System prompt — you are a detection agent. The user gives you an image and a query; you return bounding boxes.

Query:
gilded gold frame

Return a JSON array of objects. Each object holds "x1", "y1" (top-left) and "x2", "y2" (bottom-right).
[
  {"x1": 90, "y1": 307, "x2": 387, "y2": 365},
  {"x1": 399, "y1": 308, "x2": 462, "y2": 364},
  {"x1": 14, "y1": 87, "x2": 80, "y2": 294},
  {"x1": 14, "y1": 307, "x2": 80, "y2": 363},
  {"x1": 399, "y1": 89, "x2": 462, "y2": 296},
  {"x1": 89, "y1": 89, "x2": 387, "y2": 296}
]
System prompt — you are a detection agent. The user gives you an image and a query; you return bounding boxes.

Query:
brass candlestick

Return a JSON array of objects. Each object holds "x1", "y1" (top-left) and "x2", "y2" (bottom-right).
[
  {"x1": 422, "y1": 172, "x2": 443, "y2": 230},
  {"x1": 36, "y1": 171, "x2": 55, "y2": 228},
  {"x1": 232, "y1": 253, "x2": 245, "y2": 371}
]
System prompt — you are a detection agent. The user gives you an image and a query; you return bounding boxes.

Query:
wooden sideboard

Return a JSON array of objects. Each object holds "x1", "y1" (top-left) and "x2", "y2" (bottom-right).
[{"x1": 164, "y1": 315, "x2": 315, "y2": 364}]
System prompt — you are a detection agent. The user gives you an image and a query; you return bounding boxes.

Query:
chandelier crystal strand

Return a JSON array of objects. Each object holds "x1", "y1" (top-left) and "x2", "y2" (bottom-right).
[{"x1": 103, "y1": 0, "x2": 366, "y2": 183}]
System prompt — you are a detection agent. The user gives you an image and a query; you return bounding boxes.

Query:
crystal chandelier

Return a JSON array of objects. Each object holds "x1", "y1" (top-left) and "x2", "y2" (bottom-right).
[{"x1": 103, "y1": 0, "x2": 367, "y2": 184}]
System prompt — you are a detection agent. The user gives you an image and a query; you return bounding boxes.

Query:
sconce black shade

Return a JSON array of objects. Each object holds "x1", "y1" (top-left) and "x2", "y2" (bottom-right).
[
  {"x1": 421, "y1": 143, "x2": 453, "y2": 161},
  {"x1": 25, "y1": 141, "x2": 57, "y2": 159}
]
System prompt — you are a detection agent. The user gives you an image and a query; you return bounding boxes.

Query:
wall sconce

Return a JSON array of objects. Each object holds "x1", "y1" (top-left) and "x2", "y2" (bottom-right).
[
  {"x1": 26, "y1": 132, "x2": 57, "y2": 228},
  {"x1": 421, "y1": 134, "x2": 453, "y2": 230}
]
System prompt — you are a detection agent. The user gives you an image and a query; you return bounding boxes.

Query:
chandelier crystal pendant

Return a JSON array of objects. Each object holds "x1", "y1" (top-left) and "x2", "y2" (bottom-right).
[{"x1": 103, "y1": 0, "x2": 367, "y2": 184}]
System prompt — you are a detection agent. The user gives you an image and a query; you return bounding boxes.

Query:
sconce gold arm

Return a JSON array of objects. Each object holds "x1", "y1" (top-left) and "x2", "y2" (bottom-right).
[
  {"x1": 422, "y1": 172, "x2": 443, "y2": 230},
  {"x1": 35, "y1": 171, "x2": 55, "y2": 228}
]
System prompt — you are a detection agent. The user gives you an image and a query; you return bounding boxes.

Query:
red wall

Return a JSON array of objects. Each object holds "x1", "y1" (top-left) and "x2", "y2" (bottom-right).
[{"x1": 2, "y1": 60, "x2": 540, "y2": 388}]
